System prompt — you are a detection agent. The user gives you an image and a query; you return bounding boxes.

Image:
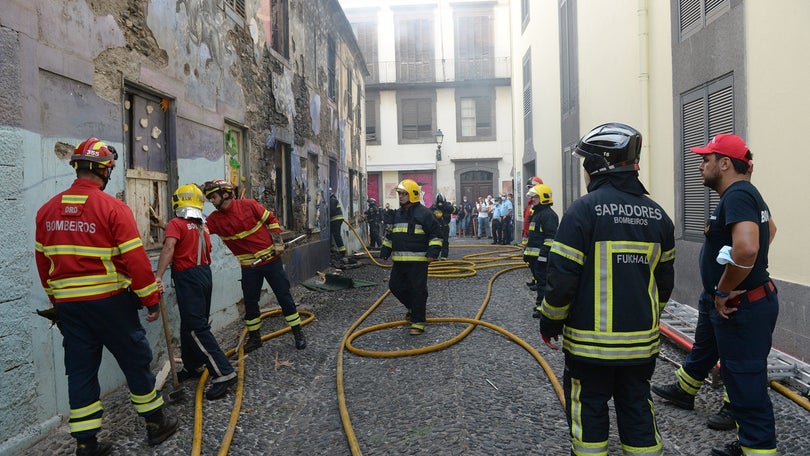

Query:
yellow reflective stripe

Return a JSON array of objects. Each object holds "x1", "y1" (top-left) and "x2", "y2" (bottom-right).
[
  {"x1": 69, "y1": 418, "x2": 102, "y2": 434},
  {"x1": 524, "y1": 247, "x2": 540, "y2": 256},
  {"x1": 568, "y1": 377, "x2": 585, "y2": 445},
  {"x1": 35, "y1": 241, "x2": 45, "y2": 253},
  {"x1": 219, "y1": 219, "x2": 265, "y2": 241},
  {"x1": 235, "y1": 246, "x2": 274, "y2": 265},
  {"x1": 540, "y1": 298, "x2": 569, "y2": 320},
  {"x1": 330, "y1": 215, "x2": 344, "y2": 222},
  {"x1": 382, "y1": 239, "x2": 392, "y2": 248},
  {"x1": 245, "y1": 317, "x2": 262, "y2": 331},
  {"x1": 391, "y1": 223, "x2": 409, "y2": 233},
  {"x1": 132, "y1": 281, "x2": 159, "y2": 298},
  {"x1": 70, "y1": 401, "x2": 102, "y2": 419},
  {"x1": 130, "y1": 389, "x2": 164, "y2": 414},
  {"x1": 40, "y1": 244, "x2": 119, "y2": 258},
  {"x1": 428, "y1": 239, "x2": 442, "y2": 247},
  {"x1": 61, "y1": 194, "x2": 89, "y2": 204},
  {"x1": 622, "y1": 437, "x2": 663, "y2": 455},
  {"x1": 551, "y1": 241, "x2": 585, "y2": 265},
  {"x1": 565, "y1": 326, "x2": 659, "y2": 343},
  {"x1": 118, "y1": 237, "x2": 144, "y2": 255},
  {"x1": 660, "y1": 247, "x2": 675, "y2": 263},
  {"x1": 543, "y1": 239, "x2": 552, "y2": 246},
  {"x1": 528, "y1": 222, "x2": 539, "y2": 231},
  {"x1": 49, "y1": 278, "x2": 132, "y2": 300},
  {"x1": 676, "y1": 367, "x2": 704, "y2": 395},
  {"x1": 739, "y1": 446, "x2": 777, "y2": 455},
  {"x1": 391, "y1": 252, "x2": 428, "y2": 262},
  {"x1": 285, "y1": 312, "x2": 301, "y2": 326},
  {"x1": 572, "y1": 439, "x2": 609, "y2": 456},
  {"x1": 562, "y1": 339, "x2": 660, "y2": 360}
]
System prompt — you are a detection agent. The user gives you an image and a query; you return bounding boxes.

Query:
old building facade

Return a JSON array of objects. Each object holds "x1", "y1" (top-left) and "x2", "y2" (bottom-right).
[{"x1": 0, "y1": 0, "x2": 365, "y2": 449}]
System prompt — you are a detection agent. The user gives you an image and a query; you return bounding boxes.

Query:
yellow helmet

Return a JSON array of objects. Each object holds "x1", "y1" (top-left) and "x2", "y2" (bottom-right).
[
  {"x1": 396, "y1": 179, "x2": 421, "y2": 204},
  {"x1": 528, "y1": 183, "x2": 553, "y2": 205},
  {"x1": 172, "y1": 184, "x2": 205, "y2": 219}
]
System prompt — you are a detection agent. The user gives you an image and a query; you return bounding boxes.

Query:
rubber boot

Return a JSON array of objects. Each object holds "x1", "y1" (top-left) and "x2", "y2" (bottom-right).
[
  {"x1": 75, "y1": 437, "x2": 112, "y2": 456},
  {"x1": 292, "y1": 325, "x2": 307, "y2": 349},
  {"x1": 145, "y1": 408, "x2": 179, "y2": 446},
  {"x1": 244, "y1": 330, "x2": 263, "y2": 353}
]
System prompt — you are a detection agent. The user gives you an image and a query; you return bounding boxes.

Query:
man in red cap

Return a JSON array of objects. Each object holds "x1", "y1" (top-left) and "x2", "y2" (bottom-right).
[{"x1": 652, "y1": 133, "x2": 778, "y2": 456}]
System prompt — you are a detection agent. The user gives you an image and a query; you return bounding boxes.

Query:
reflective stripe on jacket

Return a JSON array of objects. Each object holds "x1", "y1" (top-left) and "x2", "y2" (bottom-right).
[
  {"x1": 206, "y1": 198, "x2": 282, "y2": 267},
  {"x1": 34, "y1": 178, "x2": 160, "y2": 305}
]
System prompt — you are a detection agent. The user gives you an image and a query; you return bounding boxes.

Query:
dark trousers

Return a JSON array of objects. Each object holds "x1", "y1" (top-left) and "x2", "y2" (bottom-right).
[
  {"x1": 503, "y1": 216, "x2": 513, "y2": 244},
  {"x1": 57, "y1": 292, "x2": 161, "y2": 438},
  {"x1": 388, "y1": 261, "x2": 429, "y2": 323},
  {"x1": 173, "y1": 265, "x2": 235, "y2": 382},
  {"x1": 564, "y1": 357, "x2": 662, "y2": 455},
  {"x1": 331, "y1": 220, "x2": 346, "y2": 255},
  {"x1": 369, "y1": 224, "x2": 382, "y2": 248},
  {"x1": 713, "y1": 284, "x2": 779, "y2": 451},
  {"x1": 677, "y1": 292, "x2": 720, "y2": 393},
  {"x1": 241, "y1": 259, "x2": 301, "y2": 329},
  {"x1": 530, "y1": 258, "x2": 548, "y2": 308},
  {"x1": 440, "y1": 224, "x2": 450, "y2": 258},
  {"x1": 491, "y1": 218, "x2": 503, "y2": 243}
]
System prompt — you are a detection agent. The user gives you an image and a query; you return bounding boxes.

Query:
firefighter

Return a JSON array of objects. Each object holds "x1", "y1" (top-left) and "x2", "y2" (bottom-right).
[
  {"x1": 522, "y1": 176, "x2": 544, "y2": 291},
  {"x1": 380, "y1": 179, "x2": 443, "y2": 335},
  {"x1": 430, "y1": 193, "x2": 453, "y2": 259},
  {"x1": 329, "y1": 188, "x2": 347, "y2": 258},
  {"x1": 523, "y1": 183, "x2": 558, "y2": 319},
  {"x1": 364, "y1": 197, "x2": 382, "y2": 249},
  {"x1": 34, "y1": 137, "x2": 178, "y2": 455},
  {"x1": 154, "y1": 184, "x2": 237, "y2": 400},
  {"x1": 538, "y1": 123, "x2": 675, "y2": 455},
  {"x1": 203, "y1": 179, "x2": 306, "y2": 351}
]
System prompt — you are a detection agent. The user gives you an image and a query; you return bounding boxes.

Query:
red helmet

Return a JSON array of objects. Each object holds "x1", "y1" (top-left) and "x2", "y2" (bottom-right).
[
  {"x1": 525, "y1": 176, "x2": 544, "y2": 187},
  {"x1": 202, "y1": 179, "x2": 235, "y2": 198},
  {"x1": 70, "y1": 137, "x2": 118, "y2": 171}
]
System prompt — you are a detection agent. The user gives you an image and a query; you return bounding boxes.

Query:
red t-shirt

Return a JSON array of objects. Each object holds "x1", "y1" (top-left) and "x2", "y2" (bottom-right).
[{"x1": 165, "y1": 217, "x2": 212, "y2": 272}]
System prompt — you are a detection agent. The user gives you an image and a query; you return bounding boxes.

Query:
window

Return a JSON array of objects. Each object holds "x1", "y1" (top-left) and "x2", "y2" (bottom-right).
[
  {"x1": 224, "y1": 124, "x2": 247, "y2": 195},
  {"x1": 328, "y1": 38, "x2": 337, "y2": 102},
  {"x1": 395, "y1": 16, "x2": 434, "y2": 83},
  {"x1": 457, "y1": 90, "x2": 494, "y2": 141},
  {"x1": 521, "y1": 0, "x2": 530, "y2": 31},
  {"x1": 398, "y1": 91, "x2": 436, "y2": 143},
  {"x1": 346, "y1": 68, "x2": 353, "y2": 121},
  {"x1": 223, "y1": 0, "x2": 246, "y2": 25},
  {"x1": 681, "y1": 74, "x2": 734, "y2": 239},
  {"x1": 454, "y1": 12, "x2": 494, "y2": 80},
  {"x1": 123, "y1": 87, "x2": 171, "y2": 251},
  {"x1": 522, "y1": 51, "x2": 532, "y2": 145},
  {"x1": 352, "y1": 21, "x2": 378, "y2": 83},
  {"x1": 365, "y1": 93, "x2": 380, "y2": 145},
  {"x1": 679, "y1": 0, "x2": 730, "y2": 40},
  {"x1": 270, "y1": 0, "x2": 289, "y2": 58}
]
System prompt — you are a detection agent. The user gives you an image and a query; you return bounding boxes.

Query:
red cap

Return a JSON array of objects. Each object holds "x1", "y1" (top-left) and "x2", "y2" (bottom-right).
[{"x1": 689, "y1": 134, "x2": 749, "y2": 161}]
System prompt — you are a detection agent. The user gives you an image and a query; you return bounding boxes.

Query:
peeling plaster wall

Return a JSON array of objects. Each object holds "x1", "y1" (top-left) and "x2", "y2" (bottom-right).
[{"x1": 1, "y1": 0, "x2": 365, "y2": 449}]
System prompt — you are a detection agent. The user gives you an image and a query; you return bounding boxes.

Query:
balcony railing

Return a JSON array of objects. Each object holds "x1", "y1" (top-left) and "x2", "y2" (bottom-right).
[{"x1": 366, "y1": 57, "x2": 511, "y2": 84}]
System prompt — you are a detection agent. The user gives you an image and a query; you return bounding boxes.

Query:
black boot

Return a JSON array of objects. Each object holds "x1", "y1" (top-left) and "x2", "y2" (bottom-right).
[
  {"x1": 292, "y1": 325, "x2": 307, "y2": 349},
  {"x1": 145, "y1": 408, "x2": 179, "y2": 446},
  {"x1": 651, "y1": 382, "x2": 695, "y2": 410},
  {"x1": 707, "y1": 402, "x2": 736, "y2": 430},
  {"x1": 206, "y1": 376, "x2": 237, "y2": 400},
  {"x1": 244, "y1": 330, "x2": 263, "y2": 353},
  {"x1": 75, "y1": 437, "x2": 112, "y2": 456}
]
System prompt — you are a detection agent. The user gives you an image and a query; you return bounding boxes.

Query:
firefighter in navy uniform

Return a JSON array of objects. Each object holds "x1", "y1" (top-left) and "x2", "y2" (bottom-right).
[
  {"x1": 203, "y1": 179, "x2": 307, "y2": 352},
  {"x1": 380, "y1": 179, "x2": 443, "y2": 335},
  {"x1": 430, "y1": 193, "x2": 453, "y2": 259},
  {"x1": 538, "y1": 123, "x2": 675, "y2": 456},
  {"x1": 364, "y1": 197, "x2": 382, "y2": 249},
  {"x1": 329, "y1": 188, "x2": 347, "y2": 258},
  {"x1": 523, "y1": 183, "x2": 559, "y2": 319},
  {"x1": 35, "y1": 138, "x2": 178, "y2": 456}
]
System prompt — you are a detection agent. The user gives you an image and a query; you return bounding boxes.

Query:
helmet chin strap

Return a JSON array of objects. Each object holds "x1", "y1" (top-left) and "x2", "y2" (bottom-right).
[{"x1": 92, "y1": 167, "x2": 111, "y2": 190}]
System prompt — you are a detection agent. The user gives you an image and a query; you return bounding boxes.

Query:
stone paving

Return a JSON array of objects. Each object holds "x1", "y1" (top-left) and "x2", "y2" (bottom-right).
[{"x1": 19, "y1": 237, "x2": 810, "y2": 455}]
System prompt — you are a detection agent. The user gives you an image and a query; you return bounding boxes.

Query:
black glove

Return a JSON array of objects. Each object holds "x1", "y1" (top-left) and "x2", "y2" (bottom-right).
[
  {"x1": 36, "y1": 307, "x2": 62, "y2": 333},
  {"x1": 539, "y1": 315, "x2": 563, "y2": 340}
]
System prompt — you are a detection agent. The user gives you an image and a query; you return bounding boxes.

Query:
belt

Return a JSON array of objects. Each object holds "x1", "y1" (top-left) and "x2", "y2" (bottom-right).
[{"x1": 728, "y1": 281, "x2": 775, "y2": 307}]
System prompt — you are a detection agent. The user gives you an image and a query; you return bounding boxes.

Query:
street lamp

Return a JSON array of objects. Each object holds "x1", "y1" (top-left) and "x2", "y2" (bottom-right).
[{"x1": 435, "y1": 128, "x2": 444, "y2": 161}]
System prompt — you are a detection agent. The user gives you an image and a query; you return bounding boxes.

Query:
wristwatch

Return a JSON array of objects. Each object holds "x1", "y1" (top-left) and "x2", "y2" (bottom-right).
[{"x1": 714, "y1": 285, "x2": 730, "y2": 298}]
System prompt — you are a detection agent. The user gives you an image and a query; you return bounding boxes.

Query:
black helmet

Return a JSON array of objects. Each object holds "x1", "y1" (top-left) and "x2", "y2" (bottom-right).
[
  {"x1": 435, "y1": 193, "x2": 446, "y2": 205},
  {"x1": 575, "y1": 123, "x2": 641, "y2": 176}
]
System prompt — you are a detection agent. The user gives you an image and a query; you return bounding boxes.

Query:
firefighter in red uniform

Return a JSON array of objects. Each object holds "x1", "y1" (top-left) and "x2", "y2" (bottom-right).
[
  {"x1": 155, "y1": 184, "x2": 237, "y2": 400},
  {"x1": 538, "y1": 124, "x2": 675, "y2": 455},
  {"x1": 34, "y1": 138, "x2": 178, "y2": 456},
  {"x1": 202, "y1": 179, "x2": 306, "y2": 352}
]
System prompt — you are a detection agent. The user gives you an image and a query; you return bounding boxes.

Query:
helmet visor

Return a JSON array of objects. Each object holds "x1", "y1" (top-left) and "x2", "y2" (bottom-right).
[{"x1": 176, "y1": 207, "x2": 203, "y2": 220}]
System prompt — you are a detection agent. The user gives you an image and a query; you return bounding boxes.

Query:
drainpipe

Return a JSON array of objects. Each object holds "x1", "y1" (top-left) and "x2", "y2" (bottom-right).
[{"x1": 638, "y1": 0, "x2": 651, "y2": 190}]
